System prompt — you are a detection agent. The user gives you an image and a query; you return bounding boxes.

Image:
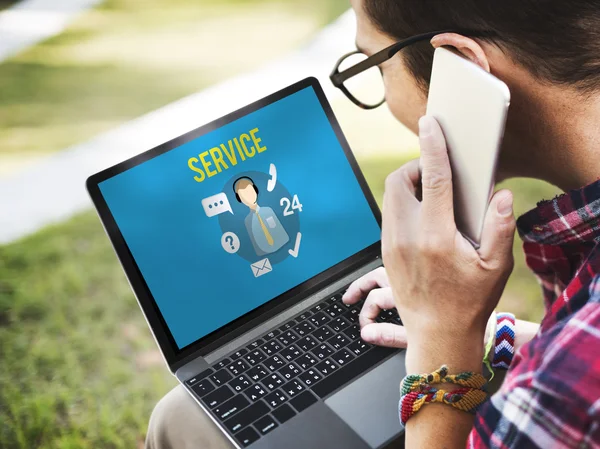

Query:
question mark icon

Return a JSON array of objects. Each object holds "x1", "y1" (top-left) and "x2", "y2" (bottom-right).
[{"x1": 221, "y1": 232, "x2": 240, "y2": 254}]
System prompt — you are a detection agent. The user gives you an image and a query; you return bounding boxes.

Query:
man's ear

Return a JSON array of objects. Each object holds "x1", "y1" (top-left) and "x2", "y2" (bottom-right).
[{"x1": 430, "y1": 33, "x2": 490, "y2": 72}]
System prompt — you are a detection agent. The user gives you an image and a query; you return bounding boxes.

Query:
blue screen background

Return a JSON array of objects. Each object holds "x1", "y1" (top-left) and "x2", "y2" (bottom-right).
[{"x1": 99, "y1": 86, "x2": 381, "y2": 349}]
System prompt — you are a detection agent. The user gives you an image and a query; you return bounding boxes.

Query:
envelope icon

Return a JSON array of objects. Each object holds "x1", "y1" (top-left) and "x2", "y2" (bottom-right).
[{"x1": 251, "y1": 258, "x2": 272, "y2": 277}]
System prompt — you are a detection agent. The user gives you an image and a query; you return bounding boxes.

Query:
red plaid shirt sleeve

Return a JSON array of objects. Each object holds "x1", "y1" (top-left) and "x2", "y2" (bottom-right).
[
  {"x1": 467, "y1": 179, "x2": 600, "y2": 448},
  {"x1": 468, "y1": 275, "x2": 600, "y2": 448}
]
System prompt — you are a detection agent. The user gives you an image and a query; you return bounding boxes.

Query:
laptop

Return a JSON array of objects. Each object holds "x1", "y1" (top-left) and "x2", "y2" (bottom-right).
[{"x1": 86, "y1": 77, "x2": 406, "y2": 449}]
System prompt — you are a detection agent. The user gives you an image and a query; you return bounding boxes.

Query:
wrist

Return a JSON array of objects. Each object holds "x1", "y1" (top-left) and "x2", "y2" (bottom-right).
[{"x1": 406, "y1": 328, "x2": 485, "y2": 375}]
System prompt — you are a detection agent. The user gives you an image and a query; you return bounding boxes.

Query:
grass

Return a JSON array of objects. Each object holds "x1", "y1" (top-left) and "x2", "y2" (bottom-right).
[
  {"x1": 0, "y1": 154, "x2": 560, "y2": 448},
  {"x1": 0, "y1": 0, "x2": 348, "y2": 171}
]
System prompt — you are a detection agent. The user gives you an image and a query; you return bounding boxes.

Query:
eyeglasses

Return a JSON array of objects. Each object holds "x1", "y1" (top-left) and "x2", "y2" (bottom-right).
[{"x1": 330, "y1": 30, "x2": 471, "y2": 110}]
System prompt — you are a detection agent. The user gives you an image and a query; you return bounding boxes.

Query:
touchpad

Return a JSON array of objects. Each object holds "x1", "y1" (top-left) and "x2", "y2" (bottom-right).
[{"x1": 325, "y1": 351, "x2": 406, "y2": 448}]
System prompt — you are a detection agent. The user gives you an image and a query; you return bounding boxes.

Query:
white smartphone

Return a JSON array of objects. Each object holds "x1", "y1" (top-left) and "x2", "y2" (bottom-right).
[{"x1": 426, "y1": 46, "x2": 511, "y2": 247}]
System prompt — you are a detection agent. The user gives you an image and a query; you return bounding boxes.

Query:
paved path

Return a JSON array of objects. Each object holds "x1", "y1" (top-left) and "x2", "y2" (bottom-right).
[
  {"x1": 0, "y1": 0, "x2": 102, "y2": 62},
  {"x1": 0, "y1": 10, "x2": 417, "y2": 244}
]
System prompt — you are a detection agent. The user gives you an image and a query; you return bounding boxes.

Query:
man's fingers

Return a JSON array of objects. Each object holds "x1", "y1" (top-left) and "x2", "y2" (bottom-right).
[
  {"x1": 343, "y1": 267, "x2": 389, "y2": 304},
  {"x1": 361, "y1": 323, "x2": 407, "y2": 348},
  {"x1": 478, "y1": 189, "x2": 516, "y2": 267},
  {"x1": 358, "y1": 288, "x2": 395, "y2": 328},
  {"x1": 418, "y1": 116, "x2": 454, "y2": 224}
]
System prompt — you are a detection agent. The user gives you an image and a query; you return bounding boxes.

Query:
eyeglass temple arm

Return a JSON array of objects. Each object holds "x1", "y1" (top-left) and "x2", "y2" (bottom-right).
[{"x1": 331, "y1": 29, "x2": 489, "y2": 86}]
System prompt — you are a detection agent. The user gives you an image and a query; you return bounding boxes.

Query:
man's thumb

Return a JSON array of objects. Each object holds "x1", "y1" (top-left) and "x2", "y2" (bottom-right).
[{"x1": 479, "y1": 189, "x2": 516, "y2": 265}]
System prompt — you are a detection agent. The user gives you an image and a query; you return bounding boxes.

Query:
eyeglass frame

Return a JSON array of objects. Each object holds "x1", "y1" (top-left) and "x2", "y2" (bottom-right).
[{"x1": 330, "y1": 29, "x2": 491, "y2": 110}]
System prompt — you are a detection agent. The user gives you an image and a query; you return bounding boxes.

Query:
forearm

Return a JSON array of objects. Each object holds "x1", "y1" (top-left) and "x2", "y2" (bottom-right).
[
  {"x1": 404, "y1": 328, "x2": 485, "y2": 449},
  {"x1": 515, "y1": 319, "x2": 539, "y2": 351}
]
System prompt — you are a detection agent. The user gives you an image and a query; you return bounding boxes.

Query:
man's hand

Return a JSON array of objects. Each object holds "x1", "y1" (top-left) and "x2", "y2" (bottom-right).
[
  {"x1": 342, "y1": 267, "x2": 407, "y2": 348},
  {"x1": 383, "y1": 114, "x2": 517, "y2": 373}
]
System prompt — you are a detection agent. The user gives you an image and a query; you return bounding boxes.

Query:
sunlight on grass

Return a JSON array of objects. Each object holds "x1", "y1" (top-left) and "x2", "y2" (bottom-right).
[{"x1": 0, "y1": 0, "x2": 349, "y2": 168}]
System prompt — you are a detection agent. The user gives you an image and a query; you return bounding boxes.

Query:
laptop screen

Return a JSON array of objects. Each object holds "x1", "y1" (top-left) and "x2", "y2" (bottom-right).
[{"x1": 98, "y1": 85, "x2": 381, "y2": 350}]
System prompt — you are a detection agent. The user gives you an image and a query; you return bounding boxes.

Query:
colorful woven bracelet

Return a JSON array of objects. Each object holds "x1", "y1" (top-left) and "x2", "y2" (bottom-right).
[
  {"x1": 399, "y1": 385, "x2": 488, "y2": 427},
  {"x1": 400, "y1": 365, "x2": 487, "y2": 395},
  {"x1": 492, "y1": 312, "x2": 516, "y2": 369}
]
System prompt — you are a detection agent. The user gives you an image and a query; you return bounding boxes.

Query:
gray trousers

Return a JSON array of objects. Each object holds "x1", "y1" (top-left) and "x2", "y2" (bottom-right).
[{"x1": 146, "y1": 386, "x2": 233, "y2": 449}]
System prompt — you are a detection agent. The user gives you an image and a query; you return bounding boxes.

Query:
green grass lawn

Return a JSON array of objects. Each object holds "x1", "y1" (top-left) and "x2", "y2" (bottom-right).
[
  {"x1": 0, "y1": 0, "x2": 348, "y2": 174},
  {"x1": 0, "y1": 153, "x2": 560, "y2": 448}
]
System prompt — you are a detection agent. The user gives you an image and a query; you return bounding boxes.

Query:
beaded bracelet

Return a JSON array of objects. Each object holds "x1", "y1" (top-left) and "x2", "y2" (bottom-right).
[
  {"x1": 492, "y1": 312, "x2": 516, "y2": 370},
  {"x1": 399, "y1": 385, "x2": 488, "y2": 427},
  {"x1": 401, "y1": 365, "x2": 487, "y2": 395}
]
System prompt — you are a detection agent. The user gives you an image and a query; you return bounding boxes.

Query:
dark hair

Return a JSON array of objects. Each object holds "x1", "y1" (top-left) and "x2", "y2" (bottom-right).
[{"x1": 363, "y1": 0, "x2": 600, "y2": 92}]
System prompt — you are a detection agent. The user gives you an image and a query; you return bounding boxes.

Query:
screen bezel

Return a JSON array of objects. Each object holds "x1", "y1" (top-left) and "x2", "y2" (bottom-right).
[{"x1": 86, "y1": 77, "x2": 382, "y2": 370}]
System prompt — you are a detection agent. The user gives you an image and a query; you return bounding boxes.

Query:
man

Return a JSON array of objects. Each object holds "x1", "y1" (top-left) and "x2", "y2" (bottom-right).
[
  {"x1": 146, "y1": 0, "x2": 600, "y2": 447},
  {"x1": 233, "y1": 176, "x2": 289, "y2": 257}
]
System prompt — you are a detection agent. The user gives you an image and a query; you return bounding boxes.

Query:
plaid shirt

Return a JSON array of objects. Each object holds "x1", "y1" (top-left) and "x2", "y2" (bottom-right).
[{"x1": 468, "y1": 180, "x2": 600, "y2": 448}]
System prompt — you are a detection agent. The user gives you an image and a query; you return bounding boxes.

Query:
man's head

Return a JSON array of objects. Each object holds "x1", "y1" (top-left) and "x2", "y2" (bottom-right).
[
  {"x1": 233, "y1": 177, "x2": 259, "y2": 208},
  {"x1": 350, "y1": 0, "x2": 600, "y2": 182}
]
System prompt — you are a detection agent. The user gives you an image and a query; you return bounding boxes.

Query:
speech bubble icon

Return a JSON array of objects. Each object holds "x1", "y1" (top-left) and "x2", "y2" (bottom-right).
[
  {"x1": 202, "y1": 192, "x2": 233, "y2": 217},
  {"x1": 221, "y1": 232, "x2": 240, "y2": 254}
]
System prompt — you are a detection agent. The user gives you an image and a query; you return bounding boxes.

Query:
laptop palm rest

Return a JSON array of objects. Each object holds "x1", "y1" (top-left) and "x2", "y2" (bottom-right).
[{"x1": 325, "y1": 351, "x2": 406, "y2": 448}]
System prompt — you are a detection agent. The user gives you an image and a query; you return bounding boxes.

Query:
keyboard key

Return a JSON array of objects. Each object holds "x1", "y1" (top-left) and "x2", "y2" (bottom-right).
[
  {"x1": 343, "y1": 308, "x2": 360, "y2": 322},
  {"x1": 262, "y1": 372, "x2": 285, "y2": 390},
  {"x1": 296, "y1": 353, "x2": 318, "y2": 370},
  {"x1": 324, "y1": 303, "x2": 345, "y2": 318},
  {"x1": 264, "y1": 389, "x2": 288, "y2": 408},
  {"x1": 315, "y1": 359, "x2": 339, "y2": 377},
  {"x1": 298, "y1": 368, "x2": 322, "y2": 387},
  {"x1": 343, "y1": 324, "x2": 361, "y2": 341},
  {"x1": 244, "y1": 349, "x2": 266, "y2": 366},
  {"x1": 297, "y1": 335, "x2": 318, "y2": 352},
  {"x1": 309, "y1": 302, "x2": 327, "y2": 314},
  {"x1": 231, "y1": 348, "x2": 248, "y2": 360},
  {"x1": 214, "y1": 358, "x2": 231, "y2": 370},
  {"x1": 272, "y1": 403, "x2": 296, "y2": 424},
  {"x1": 295, "y1": 321, "x2": 315, "y2": 337},
  {"x1": 278, "y1": 330, "x2": 299, "y2": 346},
  {"x1": 230, "y1": 374, "x2": 252, "y2": 393},
  {"x1": 191, "y1": 378, "x2": 215, "y2": 397},
  {"x1": 245, "y1": 384, "x2": 268, "y2": 402},
  {"x1": 278, "y1": 319, "x2": 297, "y2": 332},
  {"x1": 279, "y1": 362, "x2": 301, "y2": 381},
  {"x1": 254, "y1": 415, "x2": 278, "y2": 435},
  {"x1": 332, "y1": 348, "x2": 355, "y2": 366},
  {"x1": 329, "y1": 316, "x2": 351, "y2": 332},
  {"x1": 246, "y1": 364, "x2": 270, "y2": 382},
  {"x1": 312, "y1": 326, "x2": 333, "y2": 342},
  {"x1": 210, "y1": 369, "x2": 233, "y2": 387},
  {"x1": 235, "y1": 426, "x2": 260, "y2": 447},
  {"x1": 313, "y1": 343, "x2": 334, "y2": 360},
  {"x1": 309, "y1": 312, "x2": 330, "y2": 327},
  {"x1": 264, "y1": 355, "x2": 285, "y2": 372},
  {"x1": 262, "y1": 340, "x2": 282, "y2": 356},
  {"x1": 186, "y1": 368, "x2": 213, "y2": 386},
  {"x1": 329, "y1": 334, "x2": 350, "y2": 351},
  {"x1": 290, "y1": 390, "x2": 318, "y2": 412},
  {"x1": 264, "y1": 329, "x2": 281, "y2": 341},
  {"x1": 204, "y1": 385, "x2": 234, "y2": 408},
  {"x1": 248, "y1": 338, "x2": 265, "y2": 350},
  {"x1": 214, "y1": 394, "x2": 250, "y2": 421},
  {"x1": 224, "y1": 401, "x2": 269, "y2": 433},
  {"x1": 282, "y1": 379, "x2": 305, "y2": 397},
  {"x1": 297, "y1": 311, "x2": 312, "y2": 321},
  {"x1": 347, "y1": 340, "x2": 371, "y2": 356},
  {"x1": 280, "y1": 345, "x2": 302, "y2": 362},
  {"x1": 313, "y1": 347, "x2": 397, "y2": 399},
  {"x1": 228, "y1": 360, "x2": 250, "y2": 376}
]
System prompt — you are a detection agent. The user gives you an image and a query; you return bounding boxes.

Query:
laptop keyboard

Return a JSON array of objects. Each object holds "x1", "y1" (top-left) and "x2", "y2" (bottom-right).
[{"x1": 184, "y1": 288, "x2": 402, "y2": 447}]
